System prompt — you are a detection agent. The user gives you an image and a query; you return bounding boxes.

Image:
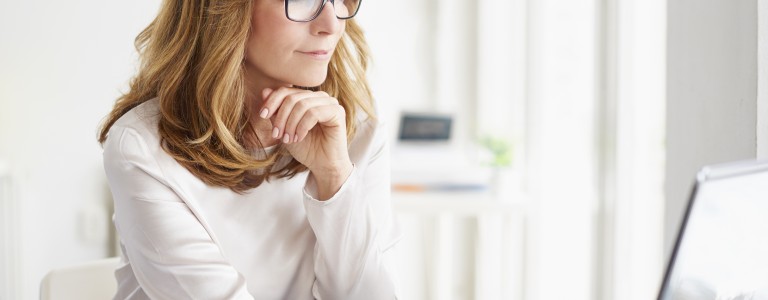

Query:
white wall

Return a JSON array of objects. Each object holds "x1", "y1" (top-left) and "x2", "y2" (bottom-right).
[
  {"x1": 665, "y1": 0, "x2": 758, "y2": 256},
  {"x1": 0, "y1": 1, "x2": 159, "y2": 298}
]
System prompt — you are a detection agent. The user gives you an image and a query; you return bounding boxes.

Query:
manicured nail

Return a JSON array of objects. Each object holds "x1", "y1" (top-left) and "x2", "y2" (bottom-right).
[
  {"x1": 272, "y1": 127, "x2": 279, "y2": 139},
  {"x1": 259, "y1": 108, "x2": 269, "y2": 119},
  {"x1": 283, "y1": 133, "x2": 290, "y2": 143}
]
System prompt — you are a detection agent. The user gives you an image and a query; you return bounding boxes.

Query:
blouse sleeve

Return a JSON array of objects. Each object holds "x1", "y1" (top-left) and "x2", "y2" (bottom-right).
[
  {"x1": 302, "y1": 120, "x2": 403, "y2": 300},
  {"x1": 103, "y1": 126, "x2": 254, "y2": 300}
]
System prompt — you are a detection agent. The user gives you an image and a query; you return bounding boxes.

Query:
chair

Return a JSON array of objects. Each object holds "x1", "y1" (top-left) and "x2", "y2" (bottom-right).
[{"x1": 40, "y1": 257, "x2": 120, "y2": 300}]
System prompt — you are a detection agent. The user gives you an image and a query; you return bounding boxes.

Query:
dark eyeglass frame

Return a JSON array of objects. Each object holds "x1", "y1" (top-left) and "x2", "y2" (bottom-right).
[{"x1": 284, "y1": 0, "x2": 363, "y2": 23}]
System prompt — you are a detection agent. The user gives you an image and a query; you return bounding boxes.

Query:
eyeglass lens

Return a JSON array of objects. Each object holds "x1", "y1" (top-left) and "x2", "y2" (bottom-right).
[{"x1": 286, "y1": 0, "x2": 361, "y2": 22}]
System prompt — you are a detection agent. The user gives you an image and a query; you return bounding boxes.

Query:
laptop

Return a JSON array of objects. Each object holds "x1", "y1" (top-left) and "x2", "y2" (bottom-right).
[{"x1": 657, "y1": 160, "x2": 768, "y2": 300}]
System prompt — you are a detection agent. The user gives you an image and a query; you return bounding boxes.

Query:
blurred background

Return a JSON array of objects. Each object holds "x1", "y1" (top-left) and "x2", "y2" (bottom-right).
[{"x1": 1, "y1": 0, "x2": 767, "y2": 299}]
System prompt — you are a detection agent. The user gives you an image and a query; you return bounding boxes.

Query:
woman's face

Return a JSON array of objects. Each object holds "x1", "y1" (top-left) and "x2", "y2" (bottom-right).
[{"x1": 245, "y1": 0, "x2": 346, "y2": 88}]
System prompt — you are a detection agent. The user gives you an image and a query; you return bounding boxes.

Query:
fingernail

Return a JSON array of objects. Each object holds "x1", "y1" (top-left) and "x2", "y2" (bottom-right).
[
  {"x1": 272, "y1": 127, "x2": 279, "y2": 139},
  {"x1": 259, "y1": 108, "x2": 269, "y2": 119},
  {"x1": 283, "y1": 133, "x2": 290, "y2": 143}
]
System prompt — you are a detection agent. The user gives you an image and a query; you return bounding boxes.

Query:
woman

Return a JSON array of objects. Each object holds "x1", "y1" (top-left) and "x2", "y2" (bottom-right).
[{"x1": 98, "y1": 0, "x2": 401, "y2": 299}]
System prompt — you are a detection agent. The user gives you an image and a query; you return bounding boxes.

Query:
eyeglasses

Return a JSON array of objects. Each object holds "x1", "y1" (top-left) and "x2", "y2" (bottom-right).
[{"x1": 285, "y1": 0, "x2": 362, "y2": 22}]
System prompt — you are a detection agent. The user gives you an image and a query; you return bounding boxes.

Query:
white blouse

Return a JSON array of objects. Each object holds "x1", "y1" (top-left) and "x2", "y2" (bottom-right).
[{"x1": 102, "y1": 98, "x2": 402, "y2": 300}]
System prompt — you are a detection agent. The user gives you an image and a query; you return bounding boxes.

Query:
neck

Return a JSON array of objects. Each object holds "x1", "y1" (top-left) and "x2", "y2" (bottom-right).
[{"x1": 244, "y1": 67, "x2": 291, "y2": 108}]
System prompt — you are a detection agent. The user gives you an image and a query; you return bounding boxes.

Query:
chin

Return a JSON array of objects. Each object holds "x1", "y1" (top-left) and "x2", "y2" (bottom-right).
[{"x1": 291, "y1": 71, "x2": 329, "y2": 88}]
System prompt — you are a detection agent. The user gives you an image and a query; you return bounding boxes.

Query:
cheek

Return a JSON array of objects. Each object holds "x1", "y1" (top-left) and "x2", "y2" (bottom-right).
[{"x1": 249, "y1": 14, "x2": 290, "y2": 55}]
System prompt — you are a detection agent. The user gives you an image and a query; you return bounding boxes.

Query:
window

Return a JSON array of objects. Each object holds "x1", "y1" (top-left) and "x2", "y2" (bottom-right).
[{"x1": 361, "y1": 0, "x2": 666, "y2": 299}]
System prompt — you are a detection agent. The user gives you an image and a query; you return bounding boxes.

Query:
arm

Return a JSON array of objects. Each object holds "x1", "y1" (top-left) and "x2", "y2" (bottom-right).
[
  {"x1": 302, "y1": 121, "x2": 403, "y2": 300},
  {"x1": 104, "y1": 126, "x2": 254, "y2": 300}
]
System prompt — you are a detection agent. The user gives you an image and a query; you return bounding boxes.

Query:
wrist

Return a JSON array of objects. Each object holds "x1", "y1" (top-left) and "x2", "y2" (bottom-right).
[{"x1": 310, "y1": 161, "x2": 354, "y2": 201}]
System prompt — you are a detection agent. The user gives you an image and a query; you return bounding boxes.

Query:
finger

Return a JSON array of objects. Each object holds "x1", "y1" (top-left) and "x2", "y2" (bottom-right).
[
  {"x1": 260, "y1": 86, "x2": 303, "y2": 120},
  {"x1": 270, "y1": 91, "x2": 318, "y2": 141},
  {"x1": 261, "y1": 87, "x2": 309, "y2": 140},
  {"x1": 259, "y1": 88, "x2": 272, "y2": 117},
  {"x1": 283, "y1": 97, "x2": 339, "y2": 143},
  {"x1": 271, "y1": 91, "x2": 332, "y2": 141},
  {"x1": 295, "y1": 104, "x2": 346, "y2": 143}
]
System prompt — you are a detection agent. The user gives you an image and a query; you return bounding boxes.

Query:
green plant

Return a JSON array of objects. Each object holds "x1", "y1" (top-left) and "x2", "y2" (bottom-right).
[{"x1": 479, "y1": 136, "x2": 514, "y2": 167}]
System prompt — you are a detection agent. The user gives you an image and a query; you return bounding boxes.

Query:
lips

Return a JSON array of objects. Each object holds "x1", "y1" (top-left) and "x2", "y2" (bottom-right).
[
  {"x1": 297, "y1": 49, "x2": 332, "y2": 60},
  {"x1": 300, "y1": 50, "x2": 329, "y2": 55}
]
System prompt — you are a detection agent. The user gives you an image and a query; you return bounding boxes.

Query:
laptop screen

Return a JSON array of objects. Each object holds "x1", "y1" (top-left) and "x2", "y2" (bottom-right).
[{"x1": 659, "y1": 162, "x2": 768, "y2": 300}]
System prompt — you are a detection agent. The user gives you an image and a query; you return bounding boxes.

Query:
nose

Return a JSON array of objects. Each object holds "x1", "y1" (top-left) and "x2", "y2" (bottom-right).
[{"x1": 310, "y1": 0, "x2": 342, "y2": 36}]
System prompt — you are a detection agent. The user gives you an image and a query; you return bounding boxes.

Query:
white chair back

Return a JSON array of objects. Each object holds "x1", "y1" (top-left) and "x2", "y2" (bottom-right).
[{"x1": 40, "y1": 257, "x2": 120, "y2": 300}]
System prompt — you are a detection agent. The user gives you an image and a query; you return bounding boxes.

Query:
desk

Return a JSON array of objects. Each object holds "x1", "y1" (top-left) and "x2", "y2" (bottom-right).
[
  {"x1": 391, "y1": 190, "x2": 528, "y2": 300},
  {"x1": 393, "y1": 190, "x2": 526, "y2": 215}
]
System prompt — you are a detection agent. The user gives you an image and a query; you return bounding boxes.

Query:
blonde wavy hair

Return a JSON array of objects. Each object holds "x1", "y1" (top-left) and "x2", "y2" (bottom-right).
[{"x1": 98, "y1": 0, "x2": 376, "y2": 193}]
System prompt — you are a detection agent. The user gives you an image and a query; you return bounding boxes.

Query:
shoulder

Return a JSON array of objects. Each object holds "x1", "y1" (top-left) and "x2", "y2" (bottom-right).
[
  {"x1": 109, "y1": 98, "x2": 162, "y2": 141},
  {"x1": 102, "y1": 98, "x2": 168, "y2": 180},
  {"x1": 353, "y1": 95, "x2": 391, "y2": 133},
  {"x1": 349, "y1": 98, "x2": 391, "y2": 164}
]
